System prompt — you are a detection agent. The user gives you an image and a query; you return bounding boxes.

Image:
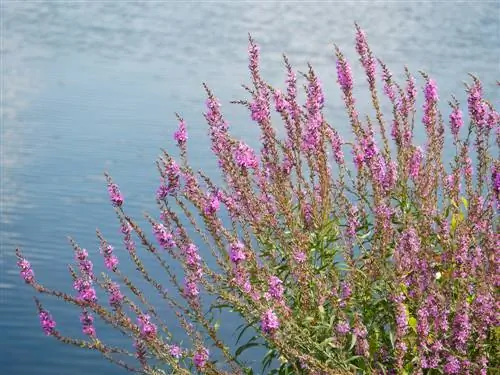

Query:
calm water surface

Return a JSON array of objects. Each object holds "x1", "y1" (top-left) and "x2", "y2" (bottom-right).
[{"x1": 1, "y1": 1, "x2": 498, "y2": 374}]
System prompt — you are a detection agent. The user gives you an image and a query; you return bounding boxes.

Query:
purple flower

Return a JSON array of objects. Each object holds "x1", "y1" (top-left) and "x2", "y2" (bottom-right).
[
  {"x1": 17, "y1": 256, "x2": 35, "y2": 284},
  {"x1": 409, "y1": 147, "x2": 423, "y2": 179},
  {"x1": 424, "y1": 79, "x2": 439, "y2": 102},
  {"x1": 108, "y1": 281, "x2": 123, "y2": 309},
  {"x1": 157, "y1": 159, "x2": 181, "y2": 198},
  {"x1": 234, "y1": 142, "x2": 258, "y2": 169},
  {"x1": 268, "y1": 276, "x2": 284, "y2": 300},
  {"x1": 355, "y1": 25, "x2": 376, "y2": 88},
  {"x1": 80, "y1": 310, "x2": 95, "y2": 336},
  {"x1": 443, "y1": 356, "x2": 461, "y2": 374},
  {"x1": 248, "y1": 39, "x2": 260, "y2": 80},
  {"x1": 250, "y1": 95, "x2": 270, "y2": 123},
  {"x1": 75, "y1": 248, "x2": 94, "y2": 278},
  {"x1": 340, "y1": 281, "x2": 352, "y2": 301},
  {"x1": 229, "y1": 241, "x2": 246, "y2": 264},
  {"x1": 306, "y1": 75, "x2": 324, "y2": 111},
  {"x1": 473, "y1": 290, "x2": 496, "y2": 340},
  {"x1": 107, "y1": 183, "x2": 124, "y2": 207},
  {"x1": 492, "y1": 164, "x2": 500, "y2": 196},
  {"x1": 261, "y1": 309, "x2": 280, "y2": 334},
  {"x1": 137, "y1": 314, "x2": 157, "y2": 339},
  {"x1": 396, "y1": 301, "x2": 408, "y2": 335},
  {"x1": 336, "y1": 320, "x2": 350, "y2": 335},
  {"x1": 74, "y1": 278, "x2": 97, "y2": 303},
  {"x1": 281, "y1": 154, "x2": 293, "y2": 175},
  {"x1": 232, "y1": 267, "x2": 252, "y2": 293},
  {"x1": 99, "y1": 243, "x2": 118, "y2": 271},
  {"x1": 39, "y1": 309, "x2": 56, "y2": 336},
  {"x1": 174, "y1": 119, "x2": 188, "y2": 145},
  {"x1": 302, "y1": 201, "x2": 313, "y2": 226},
  {"x1": 452, "y1": 302, "x2": 471, "y2": 352},
  {"x1": 193, "y1": 347, "x2": 209, "y2": 369},
  {"x1": 205, "y1": 97, "x2": 224, "y2": 127},
  {"x1": 293, "y1": 251, "x2": 306, "y2": 264},
  {"x1": 479, "y1": 356, "x2": 488, "y2": 375},
  {"x1": 121, "y1": 222, "x2": 132, "y2": 235},
  {"x1": 183, "y1": 243, "x2": 202, "y2": 274},
  {"x1": 152, "y1": 223, "x2": 176, "y2": 249},
  {"x1": 467, "y1": 81, "x2": 486, "y2": 127},
  {"x1": 204, "y1": 192, "x2": 220, "y2": 215},
  {"x1": 274, "y1": 89, "x2": 289, "y2": 112},
  {"x1": 336, "y1": 58, "x2": 353, "y2": 93},
  {"x1": 382, "y1": 66, "x2": 395, "y2": 101},
  {"x1": 286, "y1": 68, "x2": 297, "y2": 99},
  {"x1": 395, "y1": 228, "x2": 422, "y2": 282},
  {"x1": 183, "y1": 277, "x2": 199, "y2": 298},
  {"x1": 302, "y1": 112, "x2": 323, "y2": 152},
  {"x1": 486, "y1": 107, "x2": 499, "y2": 129},
  {"x1": 449, "y1": 107, "x2": 463, "y2": 137},
  {"x1": 352, "y1": 146, "x2": 364, "y2": 170},
  {"x1": 422, "y1": 79, "x2": 439, "y2": 129},
  {"x1": 327, "y1": 127, "x2": 344, "y2": 165},
  {"x1": 169, "y1": 345, "x2": 182, "y2": 359},
  {"x1": 374, "y1": 203, "x2": 394, "y2": 234},
  {"x1": 156, "y1": 184, "x2": 169, "y2": 200},
  {"x1": 121, "y1": 222, "x2": 136, "y2": 253},
  {"x1": 372, "y1": 155, "x2": 396, "y2": 192},
  {"x1": 406, "y1": 74, "x2": 417, "y2": 104},
  {"x1": 353, "y1": 319, "x2": 369, "y2": 357}
]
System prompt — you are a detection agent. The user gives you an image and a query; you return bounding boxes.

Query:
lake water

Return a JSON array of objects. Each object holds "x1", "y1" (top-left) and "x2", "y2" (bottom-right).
[{"x1": 1, "y1": 1, "x2": 498, "y2": 374}]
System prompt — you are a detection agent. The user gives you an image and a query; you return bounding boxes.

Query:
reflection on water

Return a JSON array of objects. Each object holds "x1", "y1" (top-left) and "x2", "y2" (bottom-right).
[{"x1": 1, "y1": 1, "x2": 498, "y2": 374}]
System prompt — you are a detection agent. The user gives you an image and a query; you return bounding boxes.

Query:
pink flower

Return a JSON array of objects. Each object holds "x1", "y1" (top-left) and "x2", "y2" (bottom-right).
[
  {"x1": 261, "y1": 309, "x2": 280, "y2": 334},
  {"x1": 39, "y1": 309, "x2": 56, "y2": 336},
  {"x1": 174, "y1": 119, "x2": 188, "y2": 145},
  {"x1": 107, "y1": 183, "x2": 124, "y2": 207},
  {"x1": 193, "y1": 347, "x2": 209, "y2": 369},
  {"x1": 234, "y1": 142, "x2": 258, "y2": 169},
  {"x1": 229, "y1": 241, "x2": 246, "y2": 264},
  {"x1": 137, "y1": 314, "x2": 157, "y2": 339},
  {"x1": 16, "y1": 255, "x2": 35, "y2": 284},
  {"x1": 336, "y1": 58, "x2": 353, "y2": 93},
  {"x1": 169, "y1": 345, "x2": 183, "y2": 359},
  {"x1": 449, "y1": 107, "x2": 463, "y2": 137}
]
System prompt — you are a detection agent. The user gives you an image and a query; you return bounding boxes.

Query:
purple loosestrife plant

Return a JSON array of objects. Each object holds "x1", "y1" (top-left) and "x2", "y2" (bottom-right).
[{"x1": 16, "y1": 26, "x2": 499, "y2": 375}]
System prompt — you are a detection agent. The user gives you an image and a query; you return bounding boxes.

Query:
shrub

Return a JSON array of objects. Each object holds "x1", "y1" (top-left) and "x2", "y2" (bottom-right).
[{"x1": 16, "y1": 24, "x2": 499, "y2": 374}]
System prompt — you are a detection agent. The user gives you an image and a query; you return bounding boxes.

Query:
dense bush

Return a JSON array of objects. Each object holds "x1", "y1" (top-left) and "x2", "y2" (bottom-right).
[{"x1": 16, "y1": 24, "x2": 499, "y2": 374}]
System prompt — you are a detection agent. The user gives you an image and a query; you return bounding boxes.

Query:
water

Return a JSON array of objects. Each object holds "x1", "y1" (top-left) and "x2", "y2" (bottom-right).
[{"x1": 1, "y1": 1, "x2": 498, "y2": 374}]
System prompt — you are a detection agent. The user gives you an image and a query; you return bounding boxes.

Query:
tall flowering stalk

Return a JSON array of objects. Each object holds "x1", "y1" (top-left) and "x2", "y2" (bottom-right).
[{"x1": 16, "y1": 26, "x2": 498, "y2": 374}]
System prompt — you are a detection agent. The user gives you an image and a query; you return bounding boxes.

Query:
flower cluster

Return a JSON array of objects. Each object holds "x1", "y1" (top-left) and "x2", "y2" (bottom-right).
[
  {"x1": 15, "y1": 26, "x2": 498, "y2": 375},
  {"x1": 39, "y1": 309, "x2": 56, "y2": 336},
  {"x1": 137, "y1": 314, "x2": 157, "y2": 340},
  {"x1": 16, "y1": 253, "x2": 35, "y2": 284},
  {"x1": 107, "y1": 182, "x2": 124, "y2": 207}
]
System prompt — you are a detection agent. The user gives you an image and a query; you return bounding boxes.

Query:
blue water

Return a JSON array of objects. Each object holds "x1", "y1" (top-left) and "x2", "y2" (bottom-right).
[{"x1": 1, "y1": 1, "x2": 498, "y2": 374}]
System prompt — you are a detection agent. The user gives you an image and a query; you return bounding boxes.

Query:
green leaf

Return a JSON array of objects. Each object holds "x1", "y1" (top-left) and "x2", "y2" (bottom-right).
[
  {"x1": 235, "y1": 341, "x2": 261, "y2": 358},
  {"x1": 262, "y1": 349, "x2": 277, "y2": 372},
  {"x1": 347, "y1": 355, "x2": 362, "y2": 363},
  {"x1": 461, "y1": 196, "x2": 468, "y2": 209},
  {"x1": 388, "y1": 331, "x2": 395, "y2": 349},
  {"x1": 236, "y1": 322, "x2": 256, "y2": 345},
  {"x1": 348, "y1": 333, "x2": 357, "y2": 351},
  {"x1": 408, "y1": 316, "x2": 417, "y2": 333}
]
